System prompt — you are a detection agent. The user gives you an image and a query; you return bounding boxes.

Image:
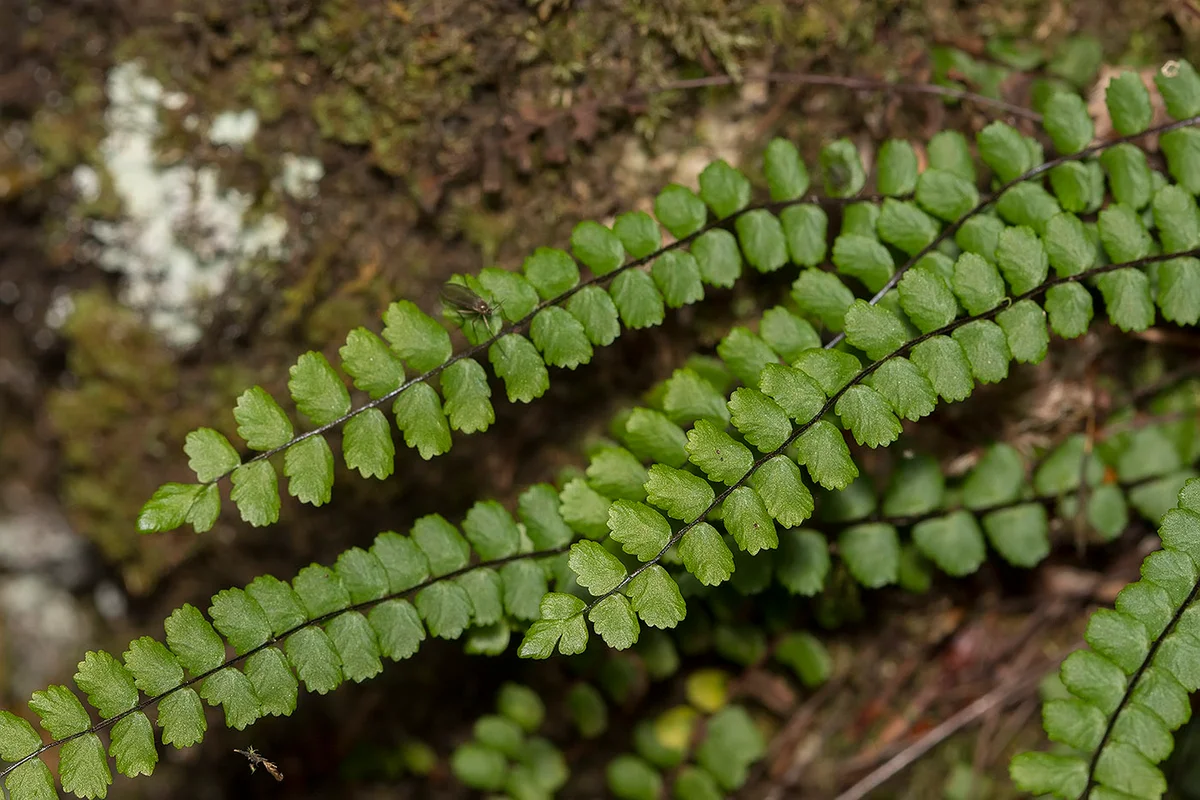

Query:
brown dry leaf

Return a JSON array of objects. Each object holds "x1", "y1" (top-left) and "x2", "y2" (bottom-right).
[
  {"x1": 570, "y1": 102, "x2": 600, "y2": 144},
  {"x1": 1012, "y1": 374, "x2": 1094, "y2": 443},
  {"x1": 543, "y1": 117, "x2": 569, "y2": 165},
  {"x1": 1170, "y1": 0, "x2": 1200, "y2": 41},
  {"x1": 1131, "y1": 327, "x2": 1200, "y2": 348},
  {"x1": 856, "y1": 135, "x2": 875, "y2": 185},
  {"x1": 338, "y1": 246, "x2": 382, "y2": 296},
  {"x1": 942, "y1": 449, "x2": 981, "y2": 480},
  {"x1": 480, "y1": 134, "x2": 503, "y2": 194},
  {"x1": 0, "y1": 167, "x2": 42, "y2": 202},
  {"x1": 912, "y1": 142, "x2": 929, "y2": 173},
  {"x1": 386, "y1": 1, "x2": 411, "y2": 22},
  {"x1": 1033, "y1": 1, "x2": 1070, "y2": 41},
  {"x1": 734, "y1": 668, "x2": 797, "y2": 716}
]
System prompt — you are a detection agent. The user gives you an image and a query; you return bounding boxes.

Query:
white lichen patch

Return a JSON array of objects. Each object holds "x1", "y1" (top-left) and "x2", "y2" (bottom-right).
[
  {"x1": 0, "y1": 506, "x2": 91, "y2": 587},
  {"x1": 279, "y1": 153, "x2": 325, "y2": 200},
  {"x1": 208, "y1": 109, "x2": 260, "y2": 148},
  {"x1": 73, "y1": 61, "x2": 308, "y2": 347},
  {"x1": 0, "y1": 574, "x2": 92, "y2": 699},
  {"x1": 71, "y1": 164, "x2": 100, "y2": 203},
  {"x1": 44, "y1": 290, "x2": 75, "y2": 330}
]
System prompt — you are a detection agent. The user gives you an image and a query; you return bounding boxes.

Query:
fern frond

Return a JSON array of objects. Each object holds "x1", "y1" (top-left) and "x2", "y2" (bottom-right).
[
  {"x1": 128, "y1": 271, "x2": 1196, "y2": 792},
  {"x1": 138, "y1": 141, "x2": 894, "y2": 535},
  {"x1": 140, "y1": 59, "x2": 1200, "y2": 537},
  {"x1": 1010, "y1": 477, "x2": 1200, "y2": 799},
  {"x1": 451, "y1": 614, "x2": 822, "y2": 796},
  {"x1": 524, "y1": 232, "x2": 1200, "y2": 655},
  {"x1": 0, "y1": 498, "x2": 572, "y2": 798},
  {"x1": 514, "y1": 58, "x2": 1200, "y2": 656}
]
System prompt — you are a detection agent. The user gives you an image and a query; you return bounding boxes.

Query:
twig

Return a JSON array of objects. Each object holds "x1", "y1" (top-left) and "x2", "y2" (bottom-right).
[
  {"x1": 631, "y1": 72, "x2": 1042, "y2": 122},
  {"x1": 1096, "y1": 408, "x2": 1200, "y2": 441},
  {"x1": 760, "y1": 677, "x2": 847, "y2": 800},
  {"x1": 827, "y1": 671, "x2": 1045, "y2": 800},
  {"x1": 767, "y1": 677, "x2": 842, "y2": 765},
  {"x1": 837, "y1": 603, "x2": 1054, "y2": 777},
  {"x1": 1073, "y1": 375, "x2": 1099, "y2": 558},
  {"x1": 980, "y1": 696, "x2": 1040, "y2": 767},
  {"x1": 1131, "y1": 327, "x2": 1200, "y2": 348},
  {"x1": 1129, "y1": 356, "x2": 1200, "y2": 405},
  {"x1": 970, "y1": 703, "x2": 1002, "y2": 795},
  {"x1": 836, "y1": 683, "x2": 941, "y2": 774}
]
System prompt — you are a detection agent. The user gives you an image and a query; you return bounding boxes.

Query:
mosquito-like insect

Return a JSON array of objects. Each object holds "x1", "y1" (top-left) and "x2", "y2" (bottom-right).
[
  {"x1": 441, "y1": 281, "x2": 503, "y2": 340},
  {"x1": 235, "y1": 746, "x2": 283, "y2": 781},
  {"x1": 824, "y1": 159, "x2": 855, "y2": 196}
]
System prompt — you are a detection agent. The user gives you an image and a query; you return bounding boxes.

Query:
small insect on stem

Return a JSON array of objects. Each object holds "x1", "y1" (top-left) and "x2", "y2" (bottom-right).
[
  {"x1": 440, "y1": 282, "x2": 504, "y2": 340},
  {"x1": 824, "y1": 159, "x2": 854, "y2": 195},
  {"x1": 235, "y1": 746, "x2": 283, "y2": 782}
]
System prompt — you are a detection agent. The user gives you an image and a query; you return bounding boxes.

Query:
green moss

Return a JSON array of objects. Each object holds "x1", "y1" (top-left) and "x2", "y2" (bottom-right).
[
  {"x1": 313, "y1": 87, "x2": 374, "y2": 144},
  {"x1": 239, "y1": 59, "x2": 285, "y2": 123},
  {"x1": 459, "y1": 208, "x2": 518, "y2": 267},
  {"x1": 58, "y1": 291, "x2": 178, "y2": 396},
  {"x1": 30, "y1": 111, "x2": 85, "y2": 176},
  {"x1": 305, "y1": 295, "x2": 372, "y2": 348},
  {"x1": 45, "y1": 291, "x2": 187, "y2": 584},
  {"x1": 812, "y1": 564, "x2": 865, "y2": 629},
  {"x1": 1124, "y1": 22, "x2": 1174, "y2": 67},
  {"x1": 111, "y1": 31, "x2": 179, "y2": 88},
  {"x1": 69, "y1": 77, "x2": 105, "y2": 110},
  {"x1": 369, "y1": 121, "x2": 422, "y2": 176}
]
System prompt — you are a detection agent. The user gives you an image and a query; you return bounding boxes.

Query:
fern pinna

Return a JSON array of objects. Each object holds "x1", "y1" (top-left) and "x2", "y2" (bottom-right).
[{"x1": 8, "y1": 55, "x2": 1200, "y2": 799}]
